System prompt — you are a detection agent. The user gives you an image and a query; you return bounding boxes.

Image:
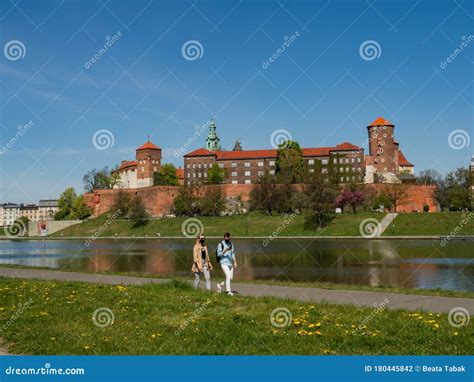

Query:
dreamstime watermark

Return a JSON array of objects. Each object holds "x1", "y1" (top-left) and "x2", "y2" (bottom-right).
[
  {"x1": 448, "y1": 129, "x2": 470, "y2": 150},
  {"x1": 174, "y1": 120, "x2": 210, "y2": 158},
  {"x1": 440, "y1": 212, "x2": 474, "y2": 246},
  {"x1": 5, "y1": 363, "x2": 85, "y2": 376},
  {"x1": 359, "y1": 218, "x2": 381, "y2": 238},
  {"x1": 92, "y1": 129, "x2": 115, "y2": 150},
  {"x1": 3, "y1": 219, "x2": 28, "y2": 238},
  {"x1": 352, "y1": 298, "x2": 389, "y2": 335},
  {"x1": 440, "y1": 35, "x2": 474, "y2": 70},
  {"x1": 4, "y1": 40, "x2": 26, "y2": 61},
  {"x1": 448, "y1": 307, "x2": 470, "y2": 328},
  {"x1": 270, "y1": 129, "x2": 292, "y2": 149},
  {"x1": 262, "y1": 31, "x2": 300, "y2": 69},
  {"x1": 84, "y1": 31, "x2": 123, "y2": 69},
  {"x1": 181, "y1": 217, "x2": 204, "y2": 238},
  {"x1": 0, "y1": 120, "x2": 34, "y2": 155},
  {"x1": 2, "y1": 297, "x2": 33, "y2": 331},
  {"x1": 359, "y1": 40, "x2": 381, "y2": 61},
  {"x1": 263, "y1": 212, "x2": 297, "y2": 247},
  {"x1": 92, "y1": 307, "x2": 114, "y2": 328},
  {"x1": 174, "y1": 298, "x2": 214, "y2": 335},
  {"x1": 270, "y1": 307, "x2": 292, "y2": 328},
  {"x1": 181, "y1": 40, "x2": 204, "y2": 61},
  {"x1": 85, "y1": 210, "x2": 122, "y2": 247}
]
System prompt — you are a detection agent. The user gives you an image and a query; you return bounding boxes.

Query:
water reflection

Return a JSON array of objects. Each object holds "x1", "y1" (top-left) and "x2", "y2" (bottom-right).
[{"x1": 0, "y1": 238, "x2": 472, "y2": 291}]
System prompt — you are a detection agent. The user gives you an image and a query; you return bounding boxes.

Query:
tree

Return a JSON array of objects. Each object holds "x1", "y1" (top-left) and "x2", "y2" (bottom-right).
[
  {"x1": 55, "y1": 187, "x2": 91, "y2": 220},
  {"x1": 445, "y1": 167, "x2": 471, "y2": 211},
  {"x1": 111, "y1": 190, "x2": 131, "y2": 217},
  {"x1": 83, "y1": 167, "x2": 120, "y2": 192},
  {"x1": 249, "y1": 172, "x2": 292, "y2": 214},
  {"x1": 207, "y1": 163, "x2": 226, "y2": 184},
  {"x1": 417, "y1": 169, "x2": 442, "y2": 185},
  {"x1": 153, "y1": 164, "x2": 179, "y2": 186},
  {"x1": 56, "y1": 187, "x2": 77, "y2": 218},
  {"x1": 380, "y1": 183, "x2": 408, "y2": 212},
  {"x1": 173, "y1": 184, "x2": 200, "y2": 216},
  {"x1": 304, "y1": 172, "x2": 338, "y2": 229},
  {"x1": 371, "y1": 193, "x2": 393, "y2": 211},
  {"x1": 335, "y1": 188, "x2": 365, "y2": 214},
  {"x1": 70, "y1": 195, "x2": 91, "y2": 219},
  {"x1": 275, "y1": 140, "x2": 307, "y2": 184},
  {"x1": 199, "y1": 186, "x2": 225, "y2": 216},
  {"x1": 129, "y1": 195, "x2": 149, "y2": 227}
]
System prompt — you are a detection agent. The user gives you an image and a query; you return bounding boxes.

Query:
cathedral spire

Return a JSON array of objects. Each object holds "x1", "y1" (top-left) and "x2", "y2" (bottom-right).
[{"x1": 205, "y1": 119, "x2": 221, "y2": 151}]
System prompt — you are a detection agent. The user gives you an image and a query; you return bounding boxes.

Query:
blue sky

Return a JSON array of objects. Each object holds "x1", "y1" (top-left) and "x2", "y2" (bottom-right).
[{"x1": 0, "y1": 0, "x2": 472, "y2": 203}]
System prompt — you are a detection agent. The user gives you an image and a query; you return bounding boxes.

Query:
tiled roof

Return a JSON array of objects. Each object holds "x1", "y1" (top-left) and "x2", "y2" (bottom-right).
[
  {"x1": 118, "y1": 160, "x2": 137, "y2": 170},
  {"x1": 398, "y1": 150, "x2": 413, "y2": 166},
  {"x1": 368, "y1": 116, "x2": 394, "y2": 127},
  {"x1": 184, "y1": 142, "x2": 362, "y2": 160},
  {"x1": 184, "y1": 148, "x2": 217, "y2": 157},
  {"x1": 136, "y1": 141, "x2": 161, "y2": 150}
]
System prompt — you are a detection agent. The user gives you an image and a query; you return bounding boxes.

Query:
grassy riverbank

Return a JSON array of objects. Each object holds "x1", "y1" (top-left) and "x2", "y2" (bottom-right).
[
  {"x1": 1, "y1": 264, "x2": 473, "y2": 298},
  {"x1": 48, "y1": 212, "x2": 474, "y2": 238},
  {"x1": 0, "y1": 277, "x2": 471, "y2": 355}
]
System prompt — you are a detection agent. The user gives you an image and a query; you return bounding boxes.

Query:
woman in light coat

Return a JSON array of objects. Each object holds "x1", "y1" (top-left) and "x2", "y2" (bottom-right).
[{"x1": 191, "y1": 235, "x2": 213, "y2": 290}]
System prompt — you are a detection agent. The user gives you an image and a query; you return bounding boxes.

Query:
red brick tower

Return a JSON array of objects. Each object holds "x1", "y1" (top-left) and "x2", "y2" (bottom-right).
[
  {"x1": 135, "y1": 139, "x2": 162, "y2": 188},
  {"x1": 367, "y1": 117, "x2": 397, "y2": 174}
]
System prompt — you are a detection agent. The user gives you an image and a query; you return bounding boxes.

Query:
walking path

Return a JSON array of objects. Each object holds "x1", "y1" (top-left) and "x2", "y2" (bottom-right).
[
  {"x1": 378, "y1": 213, "x2": 398, "y2": 236},
  {"x1": 0, "y1": 268, "x2": 472, "y2": 314}
]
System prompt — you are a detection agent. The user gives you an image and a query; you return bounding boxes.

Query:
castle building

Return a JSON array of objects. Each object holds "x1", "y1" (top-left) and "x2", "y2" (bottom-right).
[
  {"x1": 114, "y1": 139, "x2": 184, "y2": 189},
  {"x1": 184, "y1": 118, "x2": 414, "y2": 185},
  {"x1": 364, "y1": 117, "x2": 414, "y2": 183},
  {"x1": 114, "y1": 139, "x2": 162, "y2": 189},
  {"x1": 184, "y1": 121, "x2": 365, "y2": 185}
]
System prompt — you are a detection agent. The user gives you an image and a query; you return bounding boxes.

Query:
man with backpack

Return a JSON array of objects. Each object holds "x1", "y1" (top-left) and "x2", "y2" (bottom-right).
[{"x1": 216, "y1": 232, "x2": 237, "y2": 295}]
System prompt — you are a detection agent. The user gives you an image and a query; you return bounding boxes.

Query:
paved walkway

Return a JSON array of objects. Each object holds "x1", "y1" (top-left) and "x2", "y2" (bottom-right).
[
  {"x1": 0, "y1": 268, "x2": 472, "y2": 314},
  {"x1": 378, "y1": 213, "x2": 398, "y2": 236}
]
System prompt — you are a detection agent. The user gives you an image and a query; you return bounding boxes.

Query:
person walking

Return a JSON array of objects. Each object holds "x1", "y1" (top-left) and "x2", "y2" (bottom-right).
[
  {"x1": 216, "y1": 232, "x2": 237, "y2": 295},
  {"x1": 192, "y1": 235, "x2": 213, "y2": 290}
]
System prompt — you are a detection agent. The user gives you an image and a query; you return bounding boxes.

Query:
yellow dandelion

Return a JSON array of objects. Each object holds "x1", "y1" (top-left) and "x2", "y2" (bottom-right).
[
  {"x1": 453, "y1": 332, "x2": 459, "y2": 336},
  {"x1": 315, "y1": 331, "x2": 322, "y2": 336}
]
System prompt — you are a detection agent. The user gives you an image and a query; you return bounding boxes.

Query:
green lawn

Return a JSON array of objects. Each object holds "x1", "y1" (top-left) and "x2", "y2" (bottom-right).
[
  {"x1": 386, "y1": 212, "x2": 474, "y2": 236},
  {"x1": 0, "y1": 278, "x2": 471, "y2": 355},
  {"x1": 51, "y1": 212, "x2": 387, "y2": 238}
]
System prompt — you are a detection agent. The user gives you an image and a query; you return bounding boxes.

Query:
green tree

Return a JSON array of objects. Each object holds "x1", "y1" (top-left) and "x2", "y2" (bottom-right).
[
  {"x1": 207, "y1": 163, "x2": 226, "y2": 184},
  {"x1": 173, "y1": 184, "x2": 200, "y2": 216},
  {"x1": 275, "y1": 140, "x2": 307, "y2": 184},
  {"x1": 56, "y1": 187, "x2": 77, "y2": 219},
  {"x1": 129, "y1": 195, "x2": 149, "y2": 227},
  {"x1": 249, "y1": 172, "x2": 280, "y2": 214},
  {"x1": 445, "y1": 167, "x2": 471, "y2": 211},
  {"x1": 416, "y1": 169, "x2": 442, "y2": 185},
  {"x1": 111, "y1": 189, "x2": 131, "y2": 217},
  {"x1": 70, "y1": 195, "x2": 91, "y2": 219},
  {"x1": 303, "y1": 172, "x2": 338, "y2": 229},
  {"x1": 83, "y1": 167, "x2": 119, "y2": 192},
  {"x1": 199, "y1": 186, "x2": 225, "y2": 216},
  {"x1": 153, "y1": 164, "x2": 179, "y2": 186}
]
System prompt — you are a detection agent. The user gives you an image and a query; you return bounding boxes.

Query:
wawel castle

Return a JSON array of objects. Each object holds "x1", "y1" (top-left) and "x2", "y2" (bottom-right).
[{"x1": 114, "y1": 117, "x2": 414, "y2": 189}]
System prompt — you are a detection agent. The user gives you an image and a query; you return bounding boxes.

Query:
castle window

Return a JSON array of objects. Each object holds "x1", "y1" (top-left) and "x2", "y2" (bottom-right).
[
  {"x1": 269, "y1": 170, "x2": 275, "y2": 175},
  {"x1": 351, "y1": 158, "x2": 355, "y2": 163},
  {"x1": 258, "y1": 161, "x2": 264, "y2": 167},
  {"x1": 340, "y1": 167, "x2": 344, "y2": 172},
  {"x1": 218, "y1": 163, "x2": 224, "y2": 168},
  {"x1": 204, "y1": 173, "x2": 207, "y2": 178},
  {"x1": 321, "y1": 159, "x2": 328, "y2": 165},
  {"x1": 269, "y1": 161, "x2": 275, "y2": 166},
  {"x1": 245, "y1": 171, "x2": 250, "y2": 176},
  {"x1": 258, "y1": 171, "x2": 264, "y2": 176},
  {"x1": 244, "y1": 162, "x2": 250, "y2": 167},
  {"x1": 198, "y1": 164, "x2": 201, "y2": 168},
  {"x1": 193, "y1": 164, "x2": 196, "y2": 168},
  {"x1": 198, "y1": 173, "x2": 202, "y2": 178},
  {"x1": 309, "y1": 169, "x2": 314, "y2": 173},
  {"x1": 193, "y1": 174, "x2": 196, "y2": 178},
  {"x1": 357, "y1": 158, "x2": 361, "y2": 163},
  {"x1": 203, "y1": 163, "x2": 207, "y2": 168},
  {"x1": 340, "y1": 177, "x2": 344, "y2": 182},
  {"x1": 245, "y1": 179, "x2": 251, "y2": 184},
  {"x1": 308, "y1": 159, "x2": 314, "y2": 165},
  {"x1": 187, "y1": 164, "x2": 190, "y2": 168},
  {"x1": 231, "y1": 162, "x2": 237, "y2": 167},
  {"x1": 231, "y1": 180, "x2": 238, "y2": 184},
  {"x1": 333, "y1": 158, "x2": 337, "y2": 164},
  {"x1": 346, "y1": 167, "x2": 350, "y2": 172},
  {"x1": 187, "y1": 174, "x2": 191, "y2": 178},
  {"x1": 231, "y1": 172, "x2": 237, "y2": 177},
  {"x1": 322, "y1": 168, "x2": 328, "y2": 174}
]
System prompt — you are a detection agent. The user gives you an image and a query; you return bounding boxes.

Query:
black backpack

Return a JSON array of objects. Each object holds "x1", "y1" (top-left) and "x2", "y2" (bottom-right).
[
  {"x1": 215, "y1": 241, "x2": 232, "y2": 263},
  {"x1": 215, "y1": 242, "x2": 223, "y2": 263}
]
